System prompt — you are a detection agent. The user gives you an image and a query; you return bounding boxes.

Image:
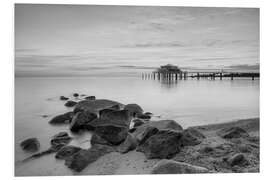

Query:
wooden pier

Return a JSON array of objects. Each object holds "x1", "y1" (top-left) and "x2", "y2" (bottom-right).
[{"x1": 142, "y1": 64, "x2": 259, "y2": 81}]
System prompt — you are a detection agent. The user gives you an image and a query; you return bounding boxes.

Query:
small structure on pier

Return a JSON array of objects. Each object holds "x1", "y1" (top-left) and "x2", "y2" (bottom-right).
[
  {"x1": 151, "y1": 64, "x2": 187, "y2": 80},
  {"x1": 158, "y1": 64, "x2": 182, "y2": 74}
]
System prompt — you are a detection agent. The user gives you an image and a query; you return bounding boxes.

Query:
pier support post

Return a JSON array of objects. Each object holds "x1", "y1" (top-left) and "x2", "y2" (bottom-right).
[
  {"x1": 231, "y1": 73, "x2": 234, "y2": 80},
  {"x1": 220, "y1": 73, "x2": 222, "y2": 80},
  {"x1": 197, "y1": 73, "x2": 200, "y2": 80}
]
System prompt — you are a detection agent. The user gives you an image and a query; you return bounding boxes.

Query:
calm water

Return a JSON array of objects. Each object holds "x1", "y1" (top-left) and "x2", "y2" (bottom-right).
[{"x1": 15, "y1": 77, "x2": 259, "y2": 176}]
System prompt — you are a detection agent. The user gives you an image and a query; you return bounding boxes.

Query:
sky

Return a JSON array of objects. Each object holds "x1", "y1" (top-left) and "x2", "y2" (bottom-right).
[{"x1": 15, "y1": 4, "x2": 259, "y2": 77}]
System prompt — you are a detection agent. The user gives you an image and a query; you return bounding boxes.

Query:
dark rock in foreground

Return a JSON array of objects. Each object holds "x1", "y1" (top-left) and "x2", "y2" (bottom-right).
[
  {"x1": 65, "y1": 144, "x2": 115, "y2": 172},
  {"x1": 94, "y1": 125, "x2": 128, "y2": 145},
  {"x1": 70, "y1": 111, "x2": 97, "y2": 132},
  {"x1": 124, "y1": 104, "x2": 143, "y2": 117},
  {"x1": 20, "y1": 138, "x2": 40, "y2": 152},
  {"x1": 65, "y1": 101, "x2": 77, "y2": 107},
  {"x1": 60, "y1": 96, "x2": 69, "y2": 100},
  {"x1": 217, "y1": 127, "x2": 249, "y2": 139},
  {"x1": 151, "y1": 159, "x2": 209, "y2": 174},
  {"x1": 137, "y1": 130, "x2": 182, "y2": 159},
  {"x1": 181, "y1": 128, "x2": 206, "y2": 146},
  {"x1": 49, "y1": 112, "x2": 74, "y2": 124},
  {"x1": 133, "y1": 126, "x2": 159, "y2": 145},
  {"x1": 22, "y1": 132, "x2": 72, "y2": 162},
  {"x1": 55, "y1": 145, "x2": 82, "y2": 160}
]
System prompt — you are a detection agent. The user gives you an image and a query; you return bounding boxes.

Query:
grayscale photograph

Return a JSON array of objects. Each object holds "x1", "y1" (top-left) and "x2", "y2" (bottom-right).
[{"x1": 15, "y1": 4, "x2": 259, "y2": 176}]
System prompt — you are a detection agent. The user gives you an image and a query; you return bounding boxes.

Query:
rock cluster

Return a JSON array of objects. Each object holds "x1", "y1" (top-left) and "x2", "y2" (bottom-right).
[{"x1": 21, "y1": 96, "x2": 258, "y2": 174}]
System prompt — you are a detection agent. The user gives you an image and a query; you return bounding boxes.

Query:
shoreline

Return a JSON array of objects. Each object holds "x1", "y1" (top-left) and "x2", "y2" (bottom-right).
[
  {"x1": 79, "y1": 117, "x2": 259, "y2": 175},
  {"x1": 15, "y1": 92, "x2": 259, "y2": 176}
]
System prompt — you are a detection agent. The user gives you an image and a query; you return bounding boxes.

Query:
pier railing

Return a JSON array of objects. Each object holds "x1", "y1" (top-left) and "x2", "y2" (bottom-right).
[{"x1": 142, "y1": 71, "x2": 259, "y2": 81}]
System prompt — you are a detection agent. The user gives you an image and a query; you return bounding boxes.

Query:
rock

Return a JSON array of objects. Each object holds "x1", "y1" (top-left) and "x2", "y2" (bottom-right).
[
  {"x1": 92, "y1": 109, "x2": 131, "y2": 128},
  {"x1": 74, "y1": 99, "x2": 123, "y2": 114},
  {"x1": 181, "y1": 128, "x2": 205, "y2": 146},
  {"x1": 151, "y1": 159, "x2": 209, "y2": 174},
  {"x1": 65, "y1": 101, "x2": 77, "y2": 107},
  {"x1": 49, "y1": 112, "x2": 74, "y2": 124},
  {"x1": 132, "y1": 126, "x2": 159, "y2": 144},
  {"x1": 133, "y1": 119, "x2": 145, "y2": 128},
  {"x1": 217, "y1": 127, "x2": 249, "y2": 139},
  {"x1": 117, "y1": 133, "x2": 138, "y2": 153},
  {"x1": 60, "y1": 96, "x2": 69, "y2": 100},
  {"x1": 148, "y1": 120, "x2": 183, "y2": 131},
  {"x1": 70, "y1": 111, "x2": 97, "y2": 132},
  {"x1": 55, "y1": 146, "x2": 82, "y2": 160},
  {"x1": 65, "y1": 144, "x2": 115, "y2": 172},
  {"x1": 137, "y1": 130, "x2": 182, "y2": 159},
  {"x1": 20, "y1": 138, "x2": 40, "y2": 152},
  {"x1": 73, "y1": 93, "x2": 79, "y2": 97},
  {"x1": 124, "y1": 104, "x2": 143, "y2": 117},
  {"x1": 85, "y1": 96, "x2": 96, "y2": 100},
  {"x1": 137, "y1": 114, "x2": 151, "y2": 119},
  {"x1": 227, "y1": 153, "x2": 248, "y2": 166},
  {"x1": 50, "y1": 132, "x2": 72, "y2": 151},
  {"x1": 94, "y1": 125, "x2": 128, "y2": 145}
]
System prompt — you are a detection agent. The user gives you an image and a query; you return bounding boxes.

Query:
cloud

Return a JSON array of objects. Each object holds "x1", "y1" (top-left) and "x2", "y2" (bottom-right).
[
  {"x1": 122, "y1": 41, "x2": 187, "y2": 48},
  {"x1": 118, "y1": 65, "x2": 157, "y2": 70}
]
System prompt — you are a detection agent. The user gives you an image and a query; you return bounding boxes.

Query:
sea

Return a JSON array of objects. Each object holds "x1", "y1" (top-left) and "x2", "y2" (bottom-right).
[{"x1": 14, "y1": 76, "x2": 259, "y2": 176}]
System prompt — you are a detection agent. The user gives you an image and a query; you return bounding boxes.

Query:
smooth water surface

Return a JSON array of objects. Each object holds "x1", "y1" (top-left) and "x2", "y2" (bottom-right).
[{"x1": 15, "y1": 77, "x2": 259, "y2": 176}]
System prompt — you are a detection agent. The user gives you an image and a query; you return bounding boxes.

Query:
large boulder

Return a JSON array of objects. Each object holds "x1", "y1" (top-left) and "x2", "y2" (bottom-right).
[
  {"x1": 132, "y1": 126, "x2": 159, "y2": 144},
  {"x1": 20, "y1": 138, "x2": 40, "y2": 152},
  {"x1": 90, "y1": 109, "x2": 131, "y2": 145},
  {"x1": 70, "y1": 111, "x2": 97, "y2": 132},
  {"x1": 217, "y1": 127, "x2": 249, "y2": 139},
  {"x1": 55, "y1": 145, "x2": 82, "y2": 160},
  {"x1": 181, "y1": 128, "x2": 205, "y2": 146},
  {"x1": 117, "y1": 133, "x2": 138, "y2": 153},
  {"x1": 65, "y1": 101, "x2": 77, "y2": 107},
  {"x1": 137, "y1": 130, "x2": 182, "y2": 159},
  {"x1": 73, "y1": 99, "x2": 123, "y2": 114},
  {"x1": 73, "y1": 93, "x2": 79, "y2": 97},
  {"x1": 65, "y1": 144, "x2": 115, "y2": 172},
  {"x1": 94, "y1": 125, "x2": 128, "y2": 145},
  {"x1": 151, "y1": 159, "x2": 209, "y2": 174},
  {"x1": 49, "y1": 112, "x2": 74, "y2": 124},
  {"x1": 94, "y1": 110, "x2": 131, "y2": 127},
  {"x1": 124, "y1": 104, "x2": 143, "y2": 117}
]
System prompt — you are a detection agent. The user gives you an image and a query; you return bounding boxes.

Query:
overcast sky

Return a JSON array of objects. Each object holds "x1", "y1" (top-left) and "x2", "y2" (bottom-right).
[{"x1": 15, "y1": 4, "x2": 259, "y2": 77}]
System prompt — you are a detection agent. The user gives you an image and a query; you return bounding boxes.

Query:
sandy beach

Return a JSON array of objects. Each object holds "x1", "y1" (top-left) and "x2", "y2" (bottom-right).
[{"x1": 77, "y1": 118, "x2": 259, "y2": 175}]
